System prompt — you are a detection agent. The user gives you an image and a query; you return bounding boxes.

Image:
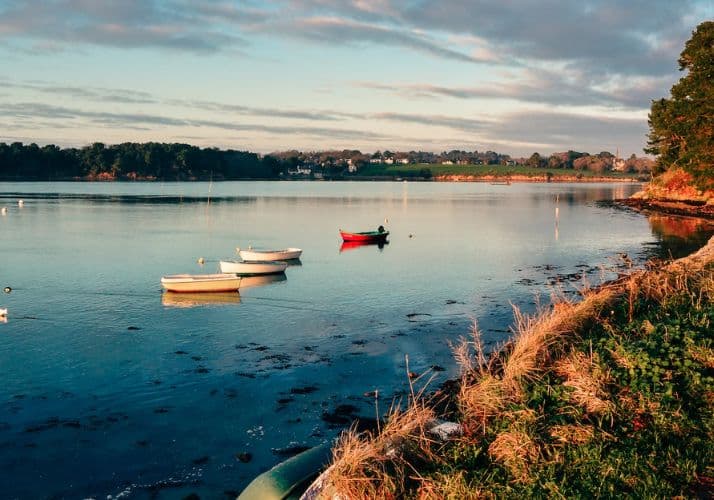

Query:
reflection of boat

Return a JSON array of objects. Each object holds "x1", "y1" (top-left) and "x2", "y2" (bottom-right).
[
  {"x1": 237, "y1": 247, "x2": 302, "y2": 261},
  {"x1": 239, "y1": 273, "x2": 288, "y2": 288},
  {"x1": 219, "y1": 260, "x2": 288, "y2": 275},
  {"x1": 162, "y1": 292, "x2": 241, "y2": 308},
  {"x1": 160, "y1": 274, "x2": 242, "y2": 293},
  {"x1": 339, "y1": 240, "x2": 388, "y2": 252},
  {"x1": 339, "y1": 229, "x2": 389, "y2": 243}
]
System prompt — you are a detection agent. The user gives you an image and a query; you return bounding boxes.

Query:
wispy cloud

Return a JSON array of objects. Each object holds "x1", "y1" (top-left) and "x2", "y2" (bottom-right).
[
  {"x1": 0, "y1": 101, "x2": 393, "y2": 142},
  {"x1": 0, "y1": 0, "x2": 248, "y2": 53},
  {"x1": 354, "y1": 68, "x2": 675, "y2": 109},
  {"x1": 0, "y1": 80, "x2": 157, "y2": 104}
]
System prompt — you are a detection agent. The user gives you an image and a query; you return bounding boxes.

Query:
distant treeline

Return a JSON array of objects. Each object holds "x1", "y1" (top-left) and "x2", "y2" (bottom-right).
[
  {"x1": 0, "y1": 142, "x2": 279, "y2": 180},
  {"x1": 0, "y1": 141, "x2": 653, "y2": 181}
]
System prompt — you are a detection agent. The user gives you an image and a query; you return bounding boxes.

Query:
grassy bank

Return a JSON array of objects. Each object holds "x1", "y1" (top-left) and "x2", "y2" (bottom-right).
[
  {"x1": 353, "y1": 163, "x2": 646, "y2": 181},
  {"x1": 315, "y1": 238, "x2": 714, "y2": 498}
]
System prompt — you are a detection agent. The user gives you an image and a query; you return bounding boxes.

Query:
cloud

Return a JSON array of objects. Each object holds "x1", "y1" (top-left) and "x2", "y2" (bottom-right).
[
  {"x1": 0, "y1": 80, "x2": 157, "y2": 104},
  {"x1": 0, "y1": 0, "x2": 248, "y2": 53},
  {"x1": 266, "y1": 16, "x2": 491, "y2": 64},
  {"x1": 0, "y1": 101, "x2": 393, "y2": 142},
  {"x1": 355, "y1": 67, "x2": 676, "y2": 109}
]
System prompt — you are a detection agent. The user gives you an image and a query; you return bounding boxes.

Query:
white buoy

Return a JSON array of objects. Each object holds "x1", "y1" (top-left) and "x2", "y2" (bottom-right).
[
  {"x1": 1, "y1": 207, "x2": 6, "y2": 215},
  {"x1": 197, "y1": 257, "x2": 205, "y2": 265},
  {"x1": 18, "y1": 200, "x2": 24, "y2": 207}
]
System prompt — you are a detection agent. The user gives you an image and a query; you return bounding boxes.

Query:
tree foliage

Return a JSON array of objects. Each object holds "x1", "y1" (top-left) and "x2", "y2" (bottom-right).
[
  {"x1": 0, "y1": 142, "x2": 273, "y2": 180},
  {"x1": 646, "y1": 21, "x2": 714, "y2": 189}
]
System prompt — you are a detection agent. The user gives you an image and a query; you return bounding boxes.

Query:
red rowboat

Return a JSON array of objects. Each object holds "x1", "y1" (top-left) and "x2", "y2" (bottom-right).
[{"x1": 339, "y1": 229, "x2": 389, "y2": 243}]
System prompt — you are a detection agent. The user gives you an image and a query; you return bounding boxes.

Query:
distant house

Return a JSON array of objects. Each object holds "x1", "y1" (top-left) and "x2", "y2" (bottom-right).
[
  {"x1": 397, "y1": 158, "x2": 409, "y2": 164},
  {"x1": 287, "y1": 166, "x2": 312, "y2": 176},
  {"x1": 441, "y1": 160, "x2": 454, "y2": 165},
  {"x1": 457, "y1": 159, "x2": 469, "y2": 165},
  {"x1": 384, "y1": 158, "x2": 394, "y2": 165},
  {"x1": 369, "y1": 158, "x2": 382, "y2": 164}
]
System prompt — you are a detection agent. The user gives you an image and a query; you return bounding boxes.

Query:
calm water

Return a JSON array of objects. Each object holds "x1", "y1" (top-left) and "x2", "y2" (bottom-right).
[{"x1": 0, "y1": 181, "x2": 711, "y2": 499}]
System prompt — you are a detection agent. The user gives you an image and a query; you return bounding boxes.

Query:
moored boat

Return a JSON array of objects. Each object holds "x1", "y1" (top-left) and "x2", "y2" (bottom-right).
[
  {"x1": 339, "y1": 229, "x2": 389, "y2": 243},
  {"x1": 160, "y1": 274, "x2": 242, "y2": 293},
  {"x1": 219, "y1": 260, "x2": 288, "y2": 275},
  {"x1": 237, "y1": 247, "x2": 302, "y2": 261}
]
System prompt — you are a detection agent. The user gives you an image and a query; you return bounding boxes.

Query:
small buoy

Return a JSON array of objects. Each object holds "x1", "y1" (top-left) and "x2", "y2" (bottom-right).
[
  {"x1": 197, "y1": 257, "x2": 205, "y2": 265},
  {"x1": 18, "y1": 200, "x2": 24, "y2": 207},
  {"x1": 1, "y1": 207, "x2": 6, "y2": 215},
  {"x1": 3, "y1": 287, "x2": 10, "y2": 294}
]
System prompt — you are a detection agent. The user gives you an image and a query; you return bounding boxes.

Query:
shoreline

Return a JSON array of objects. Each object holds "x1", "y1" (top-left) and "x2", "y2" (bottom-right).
[
  {"x1": 434, "y1": 174, "x2": 644, "y2": 183},
  {"x1": 0, "y1": 174, "x2": 645, "y2": 183},
  {"x1": 621, "y1": 196, "x2": 714, "y2": 219},
  {"x1": 242, "y1": 233, "x2": 714, "y2": 498}
]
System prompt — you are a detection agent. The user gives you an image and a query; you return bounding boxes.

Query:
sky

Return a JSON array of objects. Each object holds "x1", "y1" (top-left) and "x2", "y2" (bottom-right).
[{"x1": 0, "y1": 1, "x2": 712, "y2": 158}]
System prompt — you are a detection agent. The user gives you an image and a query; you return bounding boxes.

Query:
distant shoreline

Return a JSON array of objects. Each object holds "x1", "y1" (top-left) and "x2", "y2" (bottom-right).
[{"x1": 0, "y1": 174, "x2": 646, "y2": 183}]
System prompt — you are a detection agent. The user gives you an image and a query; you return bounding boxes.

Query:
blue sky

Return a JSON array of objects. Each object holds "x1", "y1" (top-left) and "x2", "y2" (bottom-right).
[{"x1": 0, "y1": 0, "x2": 712, "y2": 157}]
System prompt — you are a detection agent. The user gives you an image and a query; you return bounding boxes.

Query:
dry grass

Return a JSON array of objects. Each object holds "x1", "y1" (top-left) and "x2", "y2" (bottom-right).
[
  {"x1": 457, "y1": 287, "x2": 617, "y2": 438},
  {"x1": 549, "y1": 424, "x2": 595, "y2": 445},
  {"x1": 321, "y1": 398, "x2": 437, "y2": 498},
  {"x1": 458, "y1": 374, "x2": 505, "y2": 435},
  {"x1": 487, "y1": 430, "x2": 540, "y2": 483},
  {"x1": 416, "y1": 471, "x2": 490, "y2": 500},
  {"x1": 555, "y1": 351, "x2": 614, "y2": 417},
  {"x1": 688, "y1": 345, "x2": 714, "y2": 369}
]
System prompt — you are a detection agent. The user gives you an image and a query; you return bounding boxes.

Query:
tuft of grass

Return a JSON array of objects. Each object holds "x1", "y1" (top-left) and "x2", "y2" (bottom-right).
[
  {"x1": 554, "y1": 351, "x2": 614, "y2": 417},
  {"x1": 487, "y1": 430, "x2": 540, "y2": 483},
  {"x1": 416, "y1": 471, "x2": 489, "y2": 499},
  {"x1": 321, "y1": 394, "x2": 438, "y2": 498}
]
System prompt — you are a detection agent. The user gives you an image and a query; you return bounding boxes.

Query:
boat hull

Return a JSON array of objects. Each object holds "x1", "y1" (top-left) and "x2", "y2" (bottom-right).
[
  {"x1": 160, "y1": 274, "x2": 242, "y2": 293},
  {"x1": 339, "y1": 230, "x2": 389, "y2": 243},
  {"x1": 219, "y1": 260, "x2": 288, "y2": 275},
  {"x1": 237, "y1": 247, "x2": 302, "y2": 261}
]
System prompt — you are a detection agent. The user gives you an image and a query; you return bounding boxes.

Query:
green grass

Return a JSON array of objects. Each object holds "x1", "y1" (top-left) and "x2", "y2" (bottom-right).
[
  {"x1": 423, "y1": 267, "x2": 714, "y2": 498},
  {"x1": 353, "y1": 163, "x2": 645, "y2": 179}
]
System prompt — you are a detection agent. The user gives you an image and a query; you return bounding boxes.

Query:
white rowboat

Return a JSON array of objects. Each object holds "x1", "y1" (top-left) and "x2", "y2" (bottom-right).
[
  {"x1": 160, "y1": 274, "x2": 242, "y2": 293},
  {"x1": 219, "y1": 260, "x2": 288, "y2": 275},
  {"x1": 237, "y1": 247, "x2": 302, "y2": 261}
]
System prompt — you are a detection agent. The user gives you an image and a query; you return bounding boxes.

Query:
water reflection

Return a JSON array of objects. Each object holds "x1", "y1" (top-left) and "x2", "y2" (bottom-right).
[
  {"x1": 339, "y1": 240, "x2": 389, "y2": 253},
  {"x1": 239, "y1": 273, "x2": 288, "y2": 288},
  {"x1": 647, "y1": 214, "x2": 714, "y2": 259},
  {"x1": 161, "y1": 292, "x2": 241, "y2": 308}
]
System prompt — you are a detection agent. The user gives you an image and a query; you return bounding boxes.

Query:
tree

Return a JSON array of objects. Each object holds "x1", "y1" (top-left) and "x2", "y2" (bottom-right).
[
  {"x1": 525, "y1": 152, "x2": 545, "y2": 168},
  {"x1": 645, "y1": 21, "x2": 714, "y2": 189}
]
